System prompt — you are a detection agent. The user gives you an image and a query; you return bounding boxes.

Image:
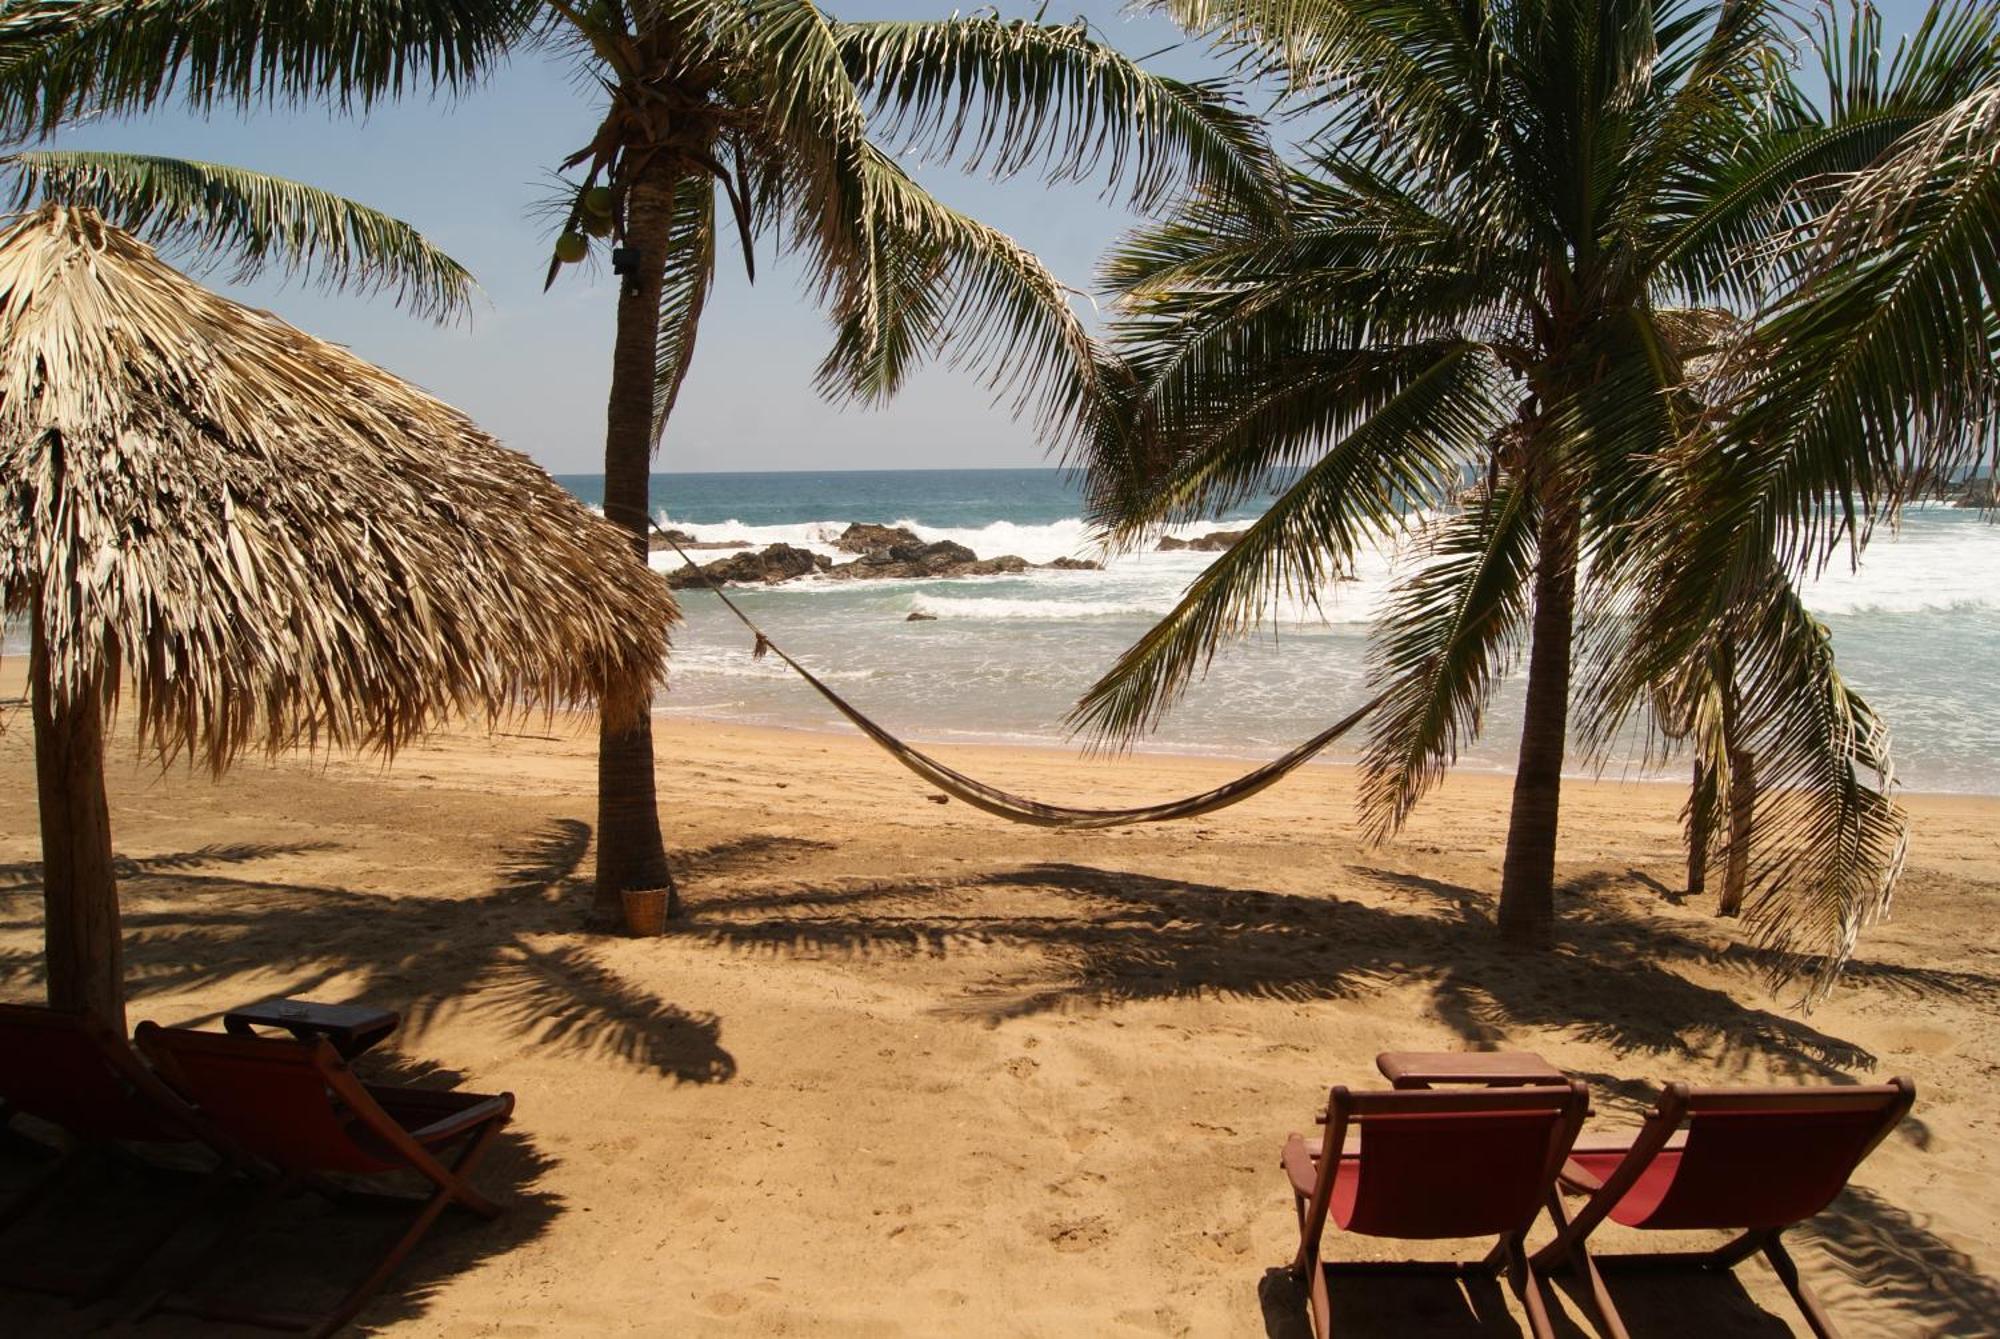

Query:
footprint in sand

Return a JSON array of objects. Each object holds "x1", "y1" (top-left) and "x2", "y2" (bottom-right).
[
  {"x1": 700, "y1": 1291, "x2": 749, "y2": 1317},
  {"x1": 1045, "y1": 1214, "x2": 1113, "y2": 1252}
]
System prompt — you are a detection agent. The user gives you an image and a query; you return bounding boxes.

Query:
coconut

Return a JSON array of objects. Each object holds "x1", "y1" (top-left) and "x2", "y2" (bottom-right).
[
  {"x1": 583, "y1": 186, "x2": 615, "y2": 217},
  {"x1": 554, "y1": 231, "x2": 589, "y2": 264},
  {"x1": 583, "y1": 214, "x2": 614, "y2": 239}
]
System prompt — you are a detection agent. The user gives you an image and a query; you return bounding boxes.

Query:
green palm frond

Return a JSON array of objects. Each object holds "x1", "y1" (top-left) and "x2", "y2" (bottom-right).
[
  {"x1": 1156, "y1": 0, "x2": 1510, "y2": 180},
  {"x1": 831, "y1": 14, "x2": 1281, "y2": 215},
  {"x1": 1357, "y1": 479, "x2": 1538, "y2": 837},
  {"x1": 1, "y1": 149, "x2": 476, "y2": 319},
  {"x1": 0, "y1": 0, "x2": 538, "y2": 139},
  {"x1": 1720, "y1": 570, "x2": 1908, "y2": 1000},
  {"x1": 1684, "y1": 80, "x2": 2000, "y2": 607},
  {"x1": 653, "y1": 172, "x2": 718, "y2": 443},
  {"x1": 1071, "y1": 340, "x2": 1506, "y2": 745},
  {"x1": 1653, "y1": 0, "x2": 2000, "y2": 302},
  {"x1": 801, "y1": 138, "x2": 1099, "y2": 442}
]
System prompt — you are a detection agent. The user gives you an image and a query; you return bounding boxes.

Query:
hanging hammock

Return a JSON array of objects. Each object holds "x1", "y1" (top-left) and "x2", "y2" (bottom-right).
[{"x1": 656, "y1": 529, "x2": 1384, "y2": 829}]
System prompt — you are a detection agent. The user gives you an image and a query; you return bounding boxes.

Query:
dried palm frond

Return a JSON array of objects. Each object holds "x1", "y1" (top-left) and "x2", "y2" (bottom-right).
[{"x1": 0, "y1": 205, "x2": 677, "y2": 771}]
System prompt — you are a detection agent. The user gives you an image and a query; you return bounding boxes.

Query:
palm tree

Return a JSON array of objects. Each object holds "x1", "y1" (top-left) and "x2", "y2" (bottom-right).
[
  {"x1": 1069, "y1": 0, "x2": 1993, "y2": 981},
  {"x1": 2, "y1": 0, "x2": 1280, "y2": 922}
]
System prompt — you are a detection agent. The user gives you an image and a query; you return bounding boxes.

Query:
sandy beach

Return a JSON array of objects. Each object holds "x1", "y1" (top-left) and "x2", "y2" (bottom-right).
[{"x1": 3, "y1": 674, "x2": 1997, "y2": 1337}]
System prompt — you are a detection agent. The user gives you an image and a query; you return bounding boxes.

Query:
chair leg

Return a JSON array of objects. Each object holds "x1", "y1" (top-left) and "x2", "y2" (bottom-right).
[
  {"x1": 1501, "y1": 1233, "x2": 1561, "y2": 1339},
  {"x1": 1289, "y1": 1190, "x2": 1332, "y2": 1339},
  {"x1": 1540, "y1": 1190, "x2": 1630, "y2": 1339},
  {"x1": 307, "y1": 1182, "x2": 458, "y2": 1339},
  {"x1": 1763, "y1": 1231, "x2": 1840, "y2": 1339},
  {"x1": 1705, "y1": 1227, "x2": 1770, "y2": 1269}
]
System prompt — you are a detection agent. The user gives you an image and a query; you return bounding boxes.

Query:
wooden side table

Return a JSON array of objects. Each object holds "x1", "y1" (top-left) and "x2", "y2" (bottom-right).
[
  {"x1": 1376, "y1": 1050, "x2": 1568, "y2": 1089},
  {"x1": 223, "y1": 998, "x2": 400, "y2": 1059}
]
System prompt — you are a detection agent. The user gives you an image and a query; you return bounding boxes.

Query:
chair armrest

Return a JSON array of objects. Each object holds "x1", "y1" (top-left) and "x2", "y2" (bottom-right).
[
  {"x1": 1281, "y1": 1133, "x2": 1320, "y2": 1199},
  {"x1": 365, "y1": 1085, "x2": 514, "y2": 1146}
]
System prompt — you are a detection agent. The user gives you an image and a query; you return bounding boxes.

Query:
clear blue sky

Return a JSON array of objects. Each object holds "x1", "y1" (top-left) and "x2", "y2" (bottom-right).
[{"x1": 45, "y1": 0, "x2": 1934, "y2": 474}]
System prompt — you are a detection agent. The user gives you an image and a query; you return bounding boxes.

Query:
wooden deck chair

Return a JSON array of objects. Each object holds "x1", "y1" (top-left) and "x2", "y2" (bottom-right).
[
  {"x1": 1282, "y1": 1081, "x2": 1590, "y2": 1339},
  {"x1": 0, "y1": 1002, "x2": 240, "y2": 1299},
  {"x1": 1533, "y1": 1078, "x2": 1916, "y2": 1339},
  {"x1": 133, "y1": 1022, "x2": 514, "y2": 1338}
]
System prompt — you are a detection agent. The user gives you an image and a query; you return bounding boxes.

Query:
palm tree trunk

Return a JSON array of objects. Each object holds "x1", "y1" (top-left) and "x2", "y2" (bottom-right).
[
  {"x1": 1686, "y1": 758, "x2": 1710, "y2": 896},
  {"x1": 593, "y1": 157, "x2": 680, "y2": 925},
  {"x1": 29, "y1": 598, "x2": 125, "y2": 1030},
  {"x1": 1497, "y1": 492, "x2": 1578, "y2": 947},
  {"x1": 1720, "y1": 746, "x2": 1756, "y2": 918}
]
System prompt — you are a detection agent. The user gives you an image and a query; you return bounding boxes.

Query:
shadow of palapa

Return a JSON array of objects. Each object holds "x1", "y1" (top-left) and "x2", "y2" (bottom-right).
[
  {"x1": 0, "y1": 820, "x2": 736, "y2": 1084},
  {"x1": 0, "y1": 1052, "x2": 560, "y2": 1337}
]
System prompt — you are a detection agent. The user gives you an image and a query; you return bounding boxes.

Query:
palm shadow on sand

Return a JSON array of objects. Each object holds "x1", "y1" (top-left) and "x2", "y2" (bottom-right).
[
  {"x1": 0, "y1": 821, "x2": 745, "y2": 1334},
  {"x1": 664, "y1": 854, "x2": 1998, "y2": 1338},
  {"x1": 0, "y1": 821, "x2": 736, "y2": 1084}
]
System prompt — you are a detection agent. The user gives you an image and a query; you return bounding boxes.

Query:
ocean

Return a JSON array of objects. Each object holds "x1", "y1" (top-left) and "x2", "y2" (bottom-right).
[{"x1": 555, "y1": 469, "x2": 2000, "y2": 796}]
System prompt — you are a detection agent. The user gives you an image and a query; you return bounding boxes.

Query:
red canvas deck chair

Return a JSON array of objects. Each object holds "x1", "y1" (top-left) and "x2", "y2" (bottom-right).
[
  {"x1": 133, "y1": 1022, "x2": 515, "y2": 1338},
  {"x1": 0, "y1": 1002, "x2": 239, "y2": 1298},
  {"x1": 1282, "y1": 1081, "x2": 1590, "y2": 1339},
  {"x1": 1534, "y1": 1078, "x2": 1916, "y2": 1339}
]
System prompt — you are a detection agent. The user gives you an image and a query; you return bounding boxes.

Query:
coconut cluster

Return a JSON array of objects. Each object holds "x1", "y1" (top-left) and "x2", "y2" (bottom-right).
[{"x1": 555, "y1": 186, "x2": 617, "y2": 265}]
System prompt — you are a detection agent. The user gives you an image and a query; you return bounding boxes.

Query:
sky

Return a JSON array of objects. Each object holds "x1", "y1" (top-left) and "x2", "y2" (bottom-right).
[{"x1": 40, "y1": 0, "x2": 1937, "y2": 475}]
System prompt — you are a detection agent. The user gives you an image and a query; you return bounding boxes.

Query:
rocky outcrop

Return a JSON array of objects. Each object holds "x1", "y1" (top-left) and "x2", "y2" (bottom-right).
[
  {"x1": 649, "y1": 527, "x2": 753, "y2": 552},
  {"x1": 669, "y1": 532, "x2": 1105, "y2": 588},
  {"x1": 1157, "y1": 529, "x2": 1245, "y2": 552},
  {"x1": 1954, "y1": 478, "x2": 1997, "y2": 508},
  {"x1": 822, "y1": 541, "x2": 1028, "y2": 581},
  {"x1": 666, "y1": 543, "x2": 829, "y2": 589},
  {"x1": 836, "y1": 522, "x2": 922, "y2": 554},
  {"x1": 904, "y1": 611, "x2": 938, "y2": 622}
]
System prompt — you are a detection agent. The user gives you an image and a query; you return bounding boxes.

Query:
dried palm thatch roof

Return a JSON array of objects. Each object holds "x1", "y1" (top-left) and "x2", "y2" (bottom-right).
[{"x1": 0, "y1": 205, "x2": 676, "y2": 769}]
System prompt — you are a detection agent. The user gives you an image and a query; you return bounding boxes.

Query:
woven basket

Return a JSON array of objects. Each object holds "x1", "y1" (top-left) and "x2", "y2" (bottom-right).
[{"x1": 621, "y1": 888, "x2": 669, "y2": 937}]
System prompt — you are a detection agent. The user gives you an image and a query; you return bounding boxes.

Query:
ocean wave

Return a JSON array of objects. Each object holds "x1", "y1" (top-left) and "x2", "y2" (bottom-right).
[{"x1": 651, "y1": 511, "x2": 1260, "y2": 567}]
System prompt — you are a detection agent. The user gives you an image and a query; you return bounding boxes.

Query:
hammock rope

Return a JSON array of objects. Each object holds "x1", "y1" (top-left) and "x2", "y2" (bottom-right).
[{"x1": 655, "y1": 528, "x2": 1384, "y2": 829}]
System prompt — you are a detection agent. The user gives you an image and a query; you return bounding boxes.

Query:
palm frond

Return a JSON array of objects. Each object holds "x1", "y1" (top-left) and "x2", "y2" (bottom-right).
[
  {"x1": 0, "y1": 0, "x2": 538, "y2": 139},
  {"x1": 1689, "y1": 79, "x2": 2000, "y2": 605},
  {"x1": 830, "y1": 13, "x2": 1282, "y2": 216},
  {"x1": 1357, "y1": 478, "x2": 1538, "y2": 837},
  {"x1": 652, "y1": 171, "x2": 718, "y2": 443},
  {"x1": 1, "y1": 149, "x2": 476, "y2": 320},
  {"x1": 1718, "y1": 569, "x2": 1908, "y2": 1001},
  {"x1": 1070, "y1": 340, "x2": 1507, "y2": 745},
  {"x1": 801, "y1": 138, "x2": 1099, "y2": 442},
  {"x1": 1652, "y1": 0, "x2": 2000, "y2": 302}
]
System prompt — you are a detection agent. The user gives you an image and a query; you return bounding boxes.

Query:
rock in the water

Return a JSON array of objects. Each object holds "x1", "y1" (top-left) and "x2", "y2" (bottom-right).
[
  {"x1": 673, "y1": 535, "x2": 1104, "y2": 588},
  {"x1": 650, "y1": 529, "x2": 754, "y2": 551},
  {"x1": 822, "y1": 540, "x2": 994, "y2": 580},
  {"x1": 836, "y1": 522, "x2": 923, "y2": 555},
  {"x1": 905, "y1": 611, "x2": 938, "y2": 622},
  {"x1": 1157, "y1": 529, "x2": 1245, "y2": 552},
  {"x1": 666, "y1": 543, "x2": 826, "y2": 589}
]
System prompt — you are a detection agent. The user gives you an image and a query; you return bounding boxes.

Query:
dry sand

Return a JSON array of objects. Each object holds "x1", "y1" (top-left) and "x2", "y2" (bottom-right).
[{"x1": 2, "y1": 680, "x2": 1997, "y2": 1337}]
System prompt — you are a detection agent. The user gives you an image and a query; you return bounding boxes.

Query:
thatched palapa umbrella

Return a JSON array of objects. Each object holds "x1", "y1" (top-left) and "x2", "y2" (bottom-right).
[{"x1": 1, "y1": 206, "x2": 678, "y2": 1029}]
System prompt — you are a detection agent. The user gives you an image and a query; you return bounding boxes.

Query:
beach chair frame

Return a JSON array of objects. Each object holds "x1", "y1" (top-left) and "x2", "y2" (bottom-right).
[
  {"x1": 1284, "y1": 1081, "x2": 1590, "y2": 1339},
  {"x1": 1533, "y1": 1078, "x2": 1915, "y2": 1339},
  {"x1": 133, "y1": 1022, "x2": 513, "y2": 1338},
  {"x1": 0, "y1": 1003, "x2": 241, "y2": 1300}
]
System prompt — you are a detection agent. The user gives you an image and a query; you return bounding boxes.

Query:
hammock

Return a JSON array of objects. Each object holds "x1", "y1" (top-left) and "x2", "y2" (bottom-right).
[{"x1": 657, "y1": 530, "x2": 1383, "y2": 829}]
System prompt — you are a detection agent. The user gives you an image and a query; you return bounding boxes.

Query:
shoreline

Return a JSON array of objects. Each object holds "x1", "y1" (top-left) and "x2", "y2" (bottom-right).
[{"x1": 648, "y1": 700, "x2": 2000, "y2": 801}]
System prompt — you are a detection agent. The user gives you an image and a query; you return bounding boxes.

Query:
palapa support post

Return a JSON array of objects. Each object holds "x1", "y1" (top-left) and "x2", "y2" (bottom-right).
[{"x1": 27, "y1": 596, "x2": 125, "y2": 1032}]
